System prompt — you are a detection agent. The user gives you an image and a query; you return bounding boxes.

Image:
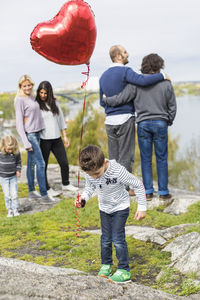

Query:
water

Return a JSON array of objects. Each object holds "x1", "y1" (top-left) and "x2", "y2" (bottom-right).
[
  {"x1": 67, "y1": 95, "x2": 200, "y2": 158},
  {"x1": 1, "y1": 95, "x2": 200, "y2": 157},
  {"x1": 168, "y1": 95, "x2": 200, "y2": 156}
]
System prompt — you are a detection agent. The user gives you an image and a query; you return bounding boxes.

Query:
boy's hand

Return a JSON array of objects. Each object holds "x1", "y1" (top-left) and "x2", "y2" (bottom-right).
[
  {"x1": 75, "y1": 195, "x2": 86, "y2": 208},
  {"x1": 134, "y1": 211, "x2": 146, "y2": 221},
  {"x1": 16, "y1": 171, "x2": 21, "y2": 178},
  {"x1": 80, "y1": 199, "x2": 86, "y2": 207}
]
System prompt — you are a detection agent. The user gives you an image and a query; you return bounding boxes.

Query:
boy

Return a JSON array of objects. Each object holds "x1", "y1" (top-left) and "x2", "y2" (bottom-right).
[{"x1": 76, "y1": 145, "x2": 146, "y2": 283}]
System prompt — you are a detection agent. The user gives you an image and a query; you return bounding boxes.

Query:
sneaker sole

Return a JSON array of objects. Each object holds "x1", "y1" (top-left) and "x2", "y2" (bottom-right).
[{"x1": 48, "y1": 192, "x2": 62, "y2": 197}]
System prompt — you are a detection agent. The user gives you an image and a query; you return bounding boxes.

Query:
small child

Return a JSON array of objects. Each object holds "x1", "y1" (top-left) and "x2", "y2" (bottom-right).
[
  {"x1": 0, "y1": 136, "x2": 21, "y2": 217},
  {"x1": 76, "y1": 145, "x2": 146, "y2": 283}
]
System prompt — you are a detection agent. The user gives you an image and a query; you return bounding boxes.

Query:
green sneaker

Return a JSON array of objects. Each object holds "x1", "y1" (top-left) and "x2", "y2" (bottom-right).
[
  {"x1": 98, "y1": 264, "x2": 112, "y2": 278},
  {"x1": 108, "y1": 269, "x2": 131, "y2": 283}
]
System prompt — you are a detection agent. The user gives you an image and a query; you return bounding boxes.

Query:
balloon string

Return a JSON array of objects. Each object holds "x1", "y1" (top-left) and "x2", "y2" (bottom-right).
[
  {"x1": 81, "y1": 63, "x2": 90, "y2": 88},
  {"x1": 75, "y1": 62, "x2": 90, "y2": 237}
]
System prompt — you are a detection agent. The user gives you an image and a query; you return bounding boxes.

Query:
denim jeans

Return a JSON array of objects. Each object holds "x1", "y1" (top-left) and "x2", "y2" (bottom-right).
[
  {"x1": 100, "y1": 207, "x2": 130, "y2": 271},
  {"x1": 137, "y1": 120, "x2": 169, "y2": 195},
  {"x1": 105, "y1": 117, "x2": 135, "y2": 173},
  {"x1": 26, "y1": 132, "x2": 47, "y2": 196},
  {"x1": 0, "y1": 175, "x2": 19, "y2": 210},
  {"x1": 40, "y1": 137, "x2": 69, "y2": 190}
]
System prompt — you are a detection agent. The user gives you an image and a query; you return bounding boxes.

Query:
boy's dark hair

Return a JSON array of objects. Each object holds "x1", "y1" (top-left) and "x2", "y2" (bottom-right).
[
  {"x1": 141, "y1": 53, "x2": 164, "y2": 74},
  {"x1": 80, "y1": 145, "x2": 105, "y2": 172}
]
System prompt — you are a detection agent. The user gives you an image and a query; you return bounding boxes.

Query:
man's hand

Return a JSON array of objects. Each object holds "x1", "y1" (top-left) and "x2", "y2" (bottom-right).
[
  {"x1": 165, "y1": 73, "x2": 171, "y2": 81},
  {"x1": 134, "y1": 211, "x2": 146, "y2": 221}
]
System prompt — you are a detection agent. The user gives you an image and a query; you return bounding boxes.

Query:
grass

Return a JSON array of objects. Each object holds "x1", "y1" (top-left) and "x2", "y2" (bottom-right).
[{"x1": 0, "y1": 183, "x2": 200, "y2": 296}]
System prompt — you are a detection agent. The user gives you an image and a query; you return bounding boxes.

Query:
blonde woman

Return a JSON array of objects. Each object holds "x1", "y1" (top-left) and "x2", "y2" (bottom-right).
[
  {"x1": 0, "y1": 136, "x2": 21, "y2": 217},
  {"x1": 14, "y1": 75, "x2": 54, "y2": 203}
]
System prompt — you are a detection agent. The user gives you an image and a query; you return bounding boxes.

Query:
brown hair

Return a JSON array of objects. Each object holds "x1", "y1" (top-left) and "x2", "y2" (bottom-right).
[
  {"x1": 0, "y1": 136, "x2": 19, "y2": 155},
  {"x1": 141, "y1": 53, "x2": 164, "y2": 74},
  {"x1": 79, "y1": 145, "x2": 105, "y2": 172},
  {"x1": 109, "y1": 45, "x2": 122, "y2": 62}
]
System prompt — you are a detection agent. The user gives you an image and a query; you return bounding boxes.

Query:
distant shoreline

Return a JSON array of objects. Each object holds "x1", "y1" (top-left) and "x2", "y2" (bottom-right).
[{"x1": 1, "y1": 81, "x2": 200, "y2": 95}]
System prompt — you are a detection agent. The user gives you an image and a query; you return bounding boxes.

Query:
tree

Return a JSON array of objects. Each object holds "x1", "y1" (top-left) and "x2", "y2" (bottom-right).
[{"x1": 66, "y1": 101, "x2": 108, "y2": 165}]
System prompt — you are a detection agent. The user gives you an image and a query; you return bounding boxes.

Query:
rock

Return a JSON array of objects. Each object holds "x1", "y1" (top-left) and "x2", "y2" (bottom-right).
[
  {"x1": 18, "y1": 164, "x2": 85, "y2": 185},
  {"x1": 164, "y1": 194, "x2": 200, "y2": 215},
  {"x1": 18, "y1": 197, "x2": 61, "y2": 215},
  {"x1": 162, "y1": 232, "x2": 200, "y2": 276},
  {"x1": 146, "y1": 195, "x2": 174, "y2": 210},
  {"x1": 17, "y1": 164, "x2": 85, "y2": 214},
  {"x1": 18, "y1": 198, "x2": 32, "y2": 212},
  {"x1": 160, "y1": 224, "x2": 197, "y2": 240},
  {"x1": 0, "y1": 257, "x2": 191, "y2": 300},
  {"x1": 87, "y1": 224, "x2": 196, "y2": 245},
  {"x1": 125, "y1": 226, "x2": 167, "y2": 245}
]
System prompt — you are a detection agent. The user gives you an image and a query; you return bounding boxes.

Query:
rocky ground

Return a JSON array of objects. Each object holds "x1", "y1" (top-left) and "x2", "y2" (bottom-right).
[
  {"x1": 1, "y1": 164, "x2": 200, "y2": 299},
  {"x1": 0, "y1": 257, "x2": 198, "y2": 300}
]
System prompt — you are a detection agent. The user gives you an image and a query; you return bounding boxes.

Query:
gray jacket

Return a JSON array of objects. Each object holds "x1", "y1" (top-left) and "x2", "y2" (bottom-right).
[{"x1": 103, "y1": 80, "x2": 177, "y2": 125}]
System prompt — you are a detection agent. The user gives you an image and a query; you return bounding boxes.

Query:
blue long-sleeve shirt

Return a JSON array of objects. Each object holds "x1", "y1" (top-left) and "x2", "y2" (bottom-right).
[{"x1": 99, "y1": 64, "x2": 164, "y2": 116}]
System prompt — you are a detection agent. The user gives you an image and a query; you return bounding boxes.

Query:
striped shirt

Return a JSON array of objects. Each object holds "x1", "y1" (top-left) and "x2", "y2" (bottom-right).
[
  {"x1": 82, "y1": 160, "x2": 146, "y2": 214},
  {"x1": 0, "y1": 152, "x2": 21, "y2": 178}
]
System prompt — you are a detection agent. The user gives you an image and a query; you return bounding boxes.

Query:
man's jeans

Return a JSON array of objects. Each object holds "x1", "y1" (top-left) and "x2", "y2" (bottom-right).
[
  {"x1": 0, "y1": 175, "x2": 18, "y2": 210},
  {"x1": 105, "y1": 117, "x2": 135, "y2": 173},
  {"x1": 26, "y1": 132, "x2": 47, "y2": 196},
  {"x1": 137, "y1": 120, "x2": 169, "y2": 195},
  {"x1": 100, "y1": 208, "x2": 130, "y2": 271}
]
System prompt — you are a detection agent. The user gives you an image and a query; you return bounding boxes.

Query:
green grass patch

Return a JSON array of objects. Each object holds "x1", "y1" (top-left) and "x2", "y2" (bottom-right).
[{"x1": 0, "y1": 184, "x2": 200, "y2": 296}]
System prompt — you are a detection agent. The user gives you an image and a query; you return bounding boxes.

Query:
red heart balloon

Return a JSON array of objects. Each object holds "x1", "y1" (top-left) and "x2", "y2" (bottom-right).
[{"x1": 30, "y1": 0, "x2": 97, "y2": 65}]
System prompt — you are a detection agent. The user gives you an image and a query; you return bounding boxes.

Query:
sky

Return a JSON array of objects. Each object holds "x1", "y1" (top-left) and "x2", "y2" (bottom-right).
[{"x1": 1, "y1": 0, "x2": 200, "y2": 92}]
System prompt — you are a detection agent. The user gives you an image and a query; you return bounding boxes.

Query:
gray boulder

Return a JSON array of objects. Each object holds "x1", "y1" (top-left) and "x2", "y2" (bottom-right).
[
  {"x1": 162, "y1": 232, "x2": 200, "y2": 276},
  {"x1": 164, "y1": 194, "x2": 200, "y2": 215},
  {"x1": 0, "y1": 257, "x2": 192, "y2": 300}
]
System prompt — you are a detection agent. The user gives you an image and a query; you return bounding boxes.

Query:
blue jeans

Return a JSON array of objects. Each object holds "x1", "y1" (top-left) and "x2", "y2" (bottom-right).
[
  {"x1": 100, "y1": 208, "x2": 129, "y2": 271},
  {"x1": 26, "y1": 132, "x2": 47, "y2": 196},
  {"x1": 137, "y1": 120, "x2": 169, "y2": 195},
  {"x1": 0, "y1": 175, "x2": 19, "y2": 210}
]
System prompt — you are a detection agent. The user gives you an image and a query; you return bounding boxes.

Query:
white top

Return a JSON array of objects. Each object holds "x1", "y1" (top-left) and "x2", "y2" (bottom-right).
[
  {"x1": 105, "y1": 113, "x2": 133, "y2": 125},
  {"x1": 82, "y1": 159, "x2": 146, "y2": 214},
  {"x1": 40, "y1": 101, "x2": 66, "y2": 139}
]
